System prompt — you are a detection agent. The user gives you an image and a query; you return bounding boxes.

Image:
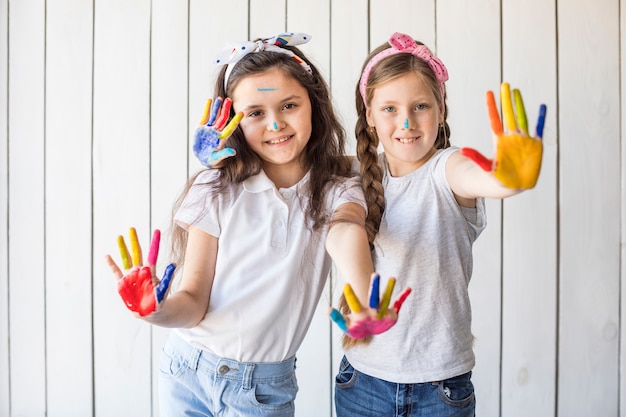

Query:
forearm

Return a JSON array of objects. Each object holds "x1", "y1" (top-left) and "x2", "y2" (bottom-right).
[{"x1": 140, "y1": 289, "x2": 208, "y2": 328}]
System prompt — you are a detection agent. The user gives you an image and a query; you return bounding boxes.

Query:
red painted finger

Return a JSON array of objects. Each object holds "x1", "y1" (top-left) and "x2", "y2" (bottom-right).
[
  {"x1": 460, "y1": 147, "x2": 493, "y2": 172},
  {"x1": 214, "y1": 98, "x2": 233, "y2": 130},
  {"x1": 392, "y1": 288, "x2": 412, "y2": 312}
]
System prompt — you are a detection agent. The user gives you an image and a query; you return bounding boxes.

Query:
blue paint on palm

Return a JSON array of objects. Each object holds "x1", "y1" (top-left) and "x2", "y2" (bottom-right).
[{"x1": 194, "y1": 126, "x2": 221, "y2": 167}]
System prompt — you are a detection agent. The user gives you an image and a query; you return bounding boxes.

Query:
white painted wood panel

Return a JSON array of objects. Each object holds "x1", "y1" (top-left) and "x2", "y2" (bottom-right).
[
  {"x1": 45, "y1": 1, "x2": 94, "y2": 416},
  {"x1": 558, "y1": 0, "x2": 621, "y2": 415},
  {"x1": 7, "y1": 1, "x2": 46, "y2": 415},
  {"x1": 150, "y1": 2, "x2": 190, "y2": 416},
  {"x1": 438, "y1": 2, "x2": 503, "y2": 415},
  {"x1": 501, "y1": 0, "x2": 558, "y2": 415},
  {"x1": 250, "y1": 0, "x2": 286, "y2": 40},
  {"x1": 0, "y1": 0, "x2": 9, "y2": 414},
  {"x1": 92, "y1": 1, "x2": 153, "y2": 415},
  {"x1": 621, "y1": 4, "x2": 626, "y2": 416}
]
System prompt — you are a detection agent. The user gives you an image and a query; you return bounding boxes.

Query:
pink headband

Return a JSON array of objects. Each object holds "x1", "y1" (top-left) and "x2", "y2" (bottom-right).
[{"x1": 359, "y1": 32, "x2": 448, "y2": 103}]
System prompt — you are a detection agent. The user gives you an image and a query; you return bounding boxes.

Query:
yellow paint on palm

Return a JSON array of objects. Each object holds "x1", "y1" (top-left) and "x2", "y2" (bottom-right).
[
  {"x1": 129, "y1": 227, "x2": 142, "y2": 267},
  {"x1": 117, "y1": 235, "x2": 131, "y2": 270},
  {"x1": 199, "y1": 98, "x2": 212, "y2": 125},
  {"x1": 513, "y1": 89, "x2": 529, "y2": 136},
  {"x1": 376, "y1": 278, "x2": 396, "y2": 318},
  {"x1": 500, "y1": 83, "x2": 517, "y2": 132},
  {"x1": 343, "y1": 284, "x2": 362, "y2": 313},
  {"x1": 495, "y1": 133, "x2": 543, "y2": 189}
]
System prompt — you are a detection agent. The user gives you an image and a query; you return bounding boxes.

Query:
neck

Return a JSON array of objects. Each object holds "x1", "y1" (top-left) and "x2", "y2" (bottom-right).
[{"x1": 263, "y1": 162, "x2": 307, "y2": 189}]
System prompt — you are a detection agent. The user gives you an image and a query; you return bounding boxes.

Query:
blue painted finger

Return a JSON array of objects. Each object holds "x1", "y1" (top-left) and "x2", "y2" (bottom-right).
[
  {"x1": 536, "y1": 104, "x2": 547, "y2": 139},
  {"x1": 155, "y1": 263, "x2": 176, "y2": 303},
  {"x1": 207, "y1": 97, "x2": 223, "y2": 126},
  {"x1": 209, "y1": 148, "x2": 236, "y2": 165},
  {"x1": 369, "y1": 273, "x2": 380, "y2": 309},
  {"x1": 329, "y1": 308, "x2": 348, "y2": 333}
]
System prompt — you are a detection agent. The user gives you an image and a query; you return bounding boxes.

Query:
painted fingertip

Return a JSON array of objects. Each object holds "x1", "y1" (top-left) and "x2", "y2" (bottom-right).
[
  {"x1": 369, "y1": 274, "x2": 380, "y2": 309},
  {"x1": 344, "y1": 284, "x2": 362, "y2": 313},
  {"x1": 117, "y1": 235, "x2": 131, "y2": 270},
  {"x1": 208, "y1": 97, "x2": 223, "y2": 126},
  {"x1": 329, "y1": 308, "x2": 348, "y2": 333},
  {"x1": 536, "y1": 104, "x2": 547, "y2": 138},
  {"x1": 513, "y1": 89, "x2": 529, "y2": 136},
  {"x1": 486, "y1": 91, "x2": 503, "y2": 135},
  {"x1": 377, "y1": 278, "x2": 396, "y2": 318},
  {"x1": 147, "y1": 229, "x2": 161, "y2": 266},
  {"x1": 393, "y1": 287, "x2": 412, "y2": 312},
  {"x1": 156, "y1": 263, "x2": 176, "y2": 303},
  {"x1": 500, "y1": 83, "x2": 516, "y2": 132},
  {"x1": 199, "y1": 98, "x2": 212, "y2": 125},
  {"x1": 129, "y1": 227, "x2": 142, "y2": 267}
]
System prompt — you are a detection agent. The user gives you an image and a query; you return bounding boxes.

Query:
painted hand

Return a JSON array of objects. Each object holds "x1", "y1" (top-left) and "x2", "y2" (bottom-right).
[
  {"x1": 461, "y1": 83, "x2": 547, "y2": 189},
  {"x1": 105, "y1": 228, "x2": 175, "y2": 317},
  {"x1": 193, "y1": 97, "x2": 243, "y2": 167},
  {"x1": 329, "y1": 274, "x2": 412, "y2": 339}
]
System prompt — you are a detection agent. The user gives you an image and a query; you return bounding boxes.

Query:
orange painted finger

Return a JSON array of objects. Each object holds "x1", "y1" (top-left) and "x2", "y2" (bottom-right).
[
  {"x1": 129, "y1": 227, "x2": 142, "y2": 267},
  {"x1": 486, "y1": 91, "x2": 503, "y2": 135},
  {"x1": 500, "y1": 83, "x2": 516, "y2": 132},
  {"x1": 117, "y1": 236, "x2": 131, "y2": 270},
  {"x1": 199, "y1": 98, "x2": 212, "y2": 125}
]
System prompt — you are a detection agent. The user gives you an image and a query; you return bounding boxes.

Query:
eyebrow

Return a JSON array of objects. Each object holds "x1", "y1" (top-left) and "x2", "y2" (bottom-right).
[{"x1": 239, "y1": 94, "x2": 303, "y2": 112}]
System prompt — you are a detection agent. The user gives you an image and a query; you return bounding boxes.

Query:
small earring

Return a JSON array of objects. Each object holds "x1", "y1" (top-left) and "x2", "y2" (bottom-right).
[{"x1": 368, "y1": 126, "x2": 376, "y2": 133}]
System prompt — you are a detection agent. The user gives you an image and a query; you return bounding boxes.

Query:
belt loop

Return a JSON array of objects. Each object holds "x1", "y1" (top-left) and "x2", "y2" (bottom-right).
[
  {"x1": 187, "y1": 347, "x2": 201, "y2": 371},
  {"x1": 242, "y1": 363, "x2": 255, "y2": 390}
]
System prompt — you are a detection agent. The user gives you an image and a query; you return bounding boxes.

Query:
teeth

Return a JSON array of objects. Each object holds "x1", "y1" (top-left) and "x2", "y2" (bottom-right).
[
  {"x1": 398, "y1": 137, "x2": 417, "y2": 143},
  {"x1": 268, "y1": 136, "x2": 290, "y2": 144}
]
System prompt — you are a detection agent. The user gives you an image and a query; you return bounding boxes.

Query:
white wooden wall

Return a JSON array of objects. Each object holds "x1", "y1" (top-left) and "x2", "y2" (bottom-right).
[{"x1": 0, "y1": 1, "x2": 623, "y2": 416}]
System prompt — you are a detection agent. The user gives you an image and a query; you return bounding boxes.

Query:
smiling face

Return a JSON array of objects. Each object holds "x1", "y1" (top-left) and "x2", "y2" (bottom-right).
[
  {"x1": 231, "y1": 67, "x2": 312, "y2": 186},
  {"x1": 366, "y1": 71, "x2": 444, "y2": 177}
]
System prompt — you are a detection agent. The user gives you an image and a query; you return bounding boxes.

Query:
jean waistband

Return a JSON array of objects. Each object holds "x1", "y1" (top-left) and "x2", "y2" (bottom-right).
[{"x1": 165, "y1": 331, "x2": 296, "y2": 388}]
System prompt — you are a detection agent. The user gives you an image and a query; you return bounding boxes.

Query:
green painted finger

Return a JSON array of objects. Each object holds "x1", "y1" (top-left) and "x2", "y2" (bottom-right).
[{"x1": 513, "y1": 89, "x2": 529, "y2": 136}]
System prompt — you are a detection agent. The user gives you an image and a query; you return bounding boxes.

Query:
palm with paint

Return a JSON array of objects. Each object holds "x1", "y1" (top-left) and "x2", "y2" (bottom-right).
[
  {"x1": 105, "y1": 228, "x2": 175, "y2": 317},
  {"x1": 461, "y1": 82, "x2": 547, "y2": 189},
  {"x1": 194, "y1": 97, "x2": 243, "y2": 167},
  {"x1": 329, "y1": 274, "x2": 411, "y2": 339}
]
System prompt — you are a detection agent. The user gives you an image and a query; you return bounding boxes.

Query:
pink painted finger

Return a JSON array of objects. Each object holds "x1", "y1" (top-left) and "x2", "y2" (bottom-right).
[
  {"x1": 219, "y1": 112, "x2": 243, "y2": 139},
  {"x1": 129, "y1": 227, "x2": 143, "y2": 267},
  {"x1": 147, "y1": 229, "x2": 161, "y2": 267},
  {"x1": 392, "y1": 288, "x2": 412, "y2": 312},
  {"x1": 199, "y1": 98, "x2": 212, "y2": 125},
  {"x1": 486, "y1": 91, "x2": 503, "y2": 135},
  {"x1": 214, "y1": 98, "x2": 232, "y2": 130},
  {"x1": 117, "y1": 235, "x2": 131, "y2": 270}
]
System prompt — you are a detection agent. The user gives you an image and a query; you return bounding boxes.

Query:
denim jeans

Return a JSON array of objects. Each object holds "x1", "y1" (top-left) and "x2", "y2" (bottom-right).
[
  {"x1": 159, "y1": 332, "x2": 299, "y2": 417},
  {"x1": 334, "y1": 356, "x2": 475, "y2": 417}
]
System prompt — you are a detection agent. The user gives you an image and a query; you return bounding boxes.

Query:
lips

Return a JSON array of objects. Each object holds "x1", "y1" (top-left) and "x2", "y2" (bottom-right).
[
  {"x1": 266, "y1": 134, "x2": 293, "y2": 144},
  {"x1": 396, "y1": 137, "x2": 419, "y2": 143}
]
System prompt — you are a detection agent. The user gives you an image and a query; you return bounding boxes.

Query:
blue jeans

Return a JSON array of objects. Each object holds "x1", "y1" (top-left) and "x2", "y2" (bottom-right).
[
  {"x1": 334, "y1": 356, "x2": 475, "y2": 417},
  {"x1": 159, "y1": 332, "x2": 299, "y2": 417}
]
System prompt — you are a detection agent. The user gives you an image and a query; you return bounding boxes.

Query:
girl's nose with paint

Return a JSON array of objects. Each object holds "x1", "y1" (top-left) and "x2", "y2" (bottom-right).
[
  {"x1": 269, "y1": 120, "x2": 282, "y2": 131},
  {"x1": 403, "y1": 118, "x2": 410, "y2": 129}
]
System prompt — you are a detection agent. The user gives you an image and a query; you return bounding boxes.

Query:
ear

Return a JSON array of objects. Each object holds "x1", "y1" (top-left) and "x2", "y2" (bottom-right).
[{"x1": 366, "y1": 107, "x2": 374, "y2": 127}]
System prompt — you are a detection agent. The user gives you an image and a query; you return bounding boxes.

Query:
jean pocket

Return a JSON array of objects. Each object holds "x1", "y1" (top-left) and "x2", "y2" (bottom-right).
[
  {"x1": 250, "y1": 374, "x2": 298, "y2": 411},
  {"x1": 159, "y1": 345, "x2": 185, "y2": 377},
  {"x1": 335, "y1": 356, "x2": 358, "y2": 389},
  {"x1": 437, "y1": 371, "x2": 475, "y2": 407}
]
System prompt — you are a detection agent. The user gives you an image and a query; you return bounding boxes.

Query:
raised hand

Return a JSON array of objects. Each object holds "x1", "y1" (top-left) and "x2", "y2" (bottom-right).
[
  {"x1": 193, "y1": 97, "x2": 243, "y2": 167},
  {"x1": 461, "y1": 83, "x2": 547, "y2": 189},
  {"x1": 105, "y1": 228, "x2": 175, "y2": 317},
  {"x1": 329, "y1": 274, "x2": 411, "y2": 339}
]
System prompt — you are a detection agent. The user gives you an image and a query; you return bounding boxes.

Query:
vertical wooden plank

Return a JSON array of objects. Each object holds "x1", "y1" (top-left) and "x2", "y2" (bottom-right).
[
  {"x1": 438, "y1": 1, "x2": 502, "y2": 415},
  {"x1": 558, "y1": 0, "x2": 620, "y2": 415},
  {"x1": 250, "y1": 0, "x2": 286, "y2": 39},
  {"x1": 7, "y1": 0, "x2": 46, "y2": 415},
  {"x1": 370, "y1": 0, "x2": 435, "y2": 50},
  {"x1": 286, "y1": 2, "x2": 332, "y2": 415},
  {"x1": 150, "y1": 1, "x2": 189, "y2": 415},
  {"x1": 0, "y1": 0, "x2": 9, "y2": 414},
  {"x1": 621, "y1": 2, "x2": 626, "y2": 415},
  {"x1": 92, "y1": 1, "x2": 152, "y2": 415},
  {"x1": 329, "y1": 3, "x2": 369, "y2": 416},
  {"x1": 500, "y1": 1, "x2": 558, "y2": 416},
  {"x1": 188, "y1": 0, "x2": 248, "y2": 175},
  {"x1": 45, "y1": 0, "x2": 94, "y2": 416}
]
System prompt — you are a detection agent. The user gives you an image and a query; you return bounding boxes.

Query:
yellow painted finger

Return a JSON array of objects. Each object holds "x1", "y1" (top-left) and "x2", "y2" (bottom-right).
[
  {"x1": 219, "y1": 112, "x2": 243, "y2": 139},
  {"x1": 500, "y1": 83, "x2": 516, "y2": 132},
  {"x1": 343, "y1": 284, "x2": 362, "y2": 313},
  {"x1": 513, "y1": 89, "x2": 529, "y2": 136},
  {"x1": 376, "y1": 278, "x2": 396, "y2": 318},
  {"x1": 486, "y1": 91, "x2": 503, "y2": 135},
  {"x1": 199, "y1": 98, "x2": 212, "y2": 125},
  {"x1": 117, "y1": 235, "x2": 131, "y2": 270},
  {"x1": 129, "y1": 227, "x2": 142, "y2": 267}
]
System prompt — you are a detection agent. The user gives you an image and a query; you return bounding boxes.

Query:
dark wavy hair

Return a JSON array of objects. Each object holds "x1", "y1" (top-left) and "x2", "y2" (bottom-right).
[{"x1": 170, "y1": 43, "x2": 353, "y2": 268}]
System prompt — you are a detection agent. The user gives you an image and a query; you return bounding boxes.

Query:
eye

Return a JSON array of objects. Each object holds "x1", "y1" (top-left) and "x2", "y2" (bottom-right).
[
  {"x1": 283, "y1": 103, "x2": 297, "y2": 111},
  {"x1": 382, "y1": 106, "x2": 395, "y2": 113},
  {"x1": 247, "y1": 110, "x2": 263, "y2": 118},
  {"x1": 415, "y1": 103, "x2": 429, "y2": 110}
]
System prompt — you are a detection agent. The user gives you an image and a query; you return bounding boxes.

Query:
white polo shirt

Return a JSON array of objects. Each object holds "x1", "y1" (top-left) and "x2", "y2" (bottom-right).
[{"x1": 173, "y1": 168, "x2": 365, "y2": 362}]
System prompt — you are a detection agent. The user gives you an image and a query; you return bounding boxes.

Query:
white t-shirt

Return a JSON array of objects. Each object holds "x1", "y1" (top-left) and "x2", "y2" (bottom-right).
[
  {"x1": 346, "y1": 147, "x2": 487, "y2": 383},
  {"x1": 173, "y1": 168, "x2": 365, "y2": 363}
]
